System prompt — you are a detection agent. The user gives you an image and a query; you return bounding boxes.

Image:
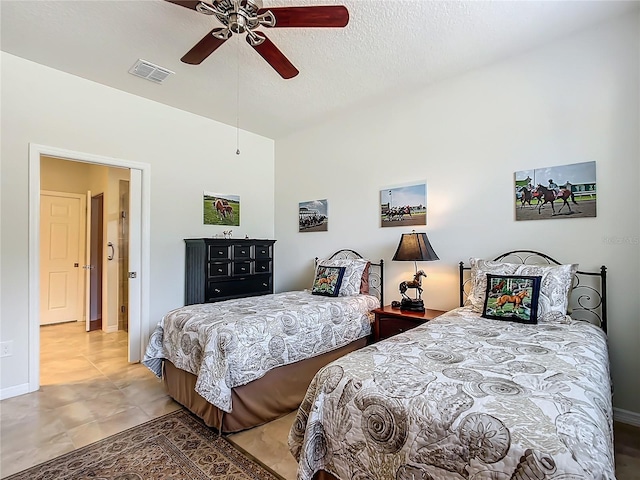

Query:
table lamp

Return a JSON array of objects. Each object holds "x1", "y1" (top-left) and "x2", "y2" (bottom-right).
[{"x1": 392, "y1": 231, "x2": 439, "y2": 312}]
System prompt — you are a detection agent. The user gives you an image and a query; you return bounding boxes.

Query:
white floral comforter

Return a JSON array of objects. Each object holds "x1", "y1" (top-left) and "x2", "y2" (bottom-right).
[
  {"x1": 289, "y1": 307, "x2": 614, "y2": 480},
  {"x1": 142, "y1": 290, "x2": 378, "y2": 413}
]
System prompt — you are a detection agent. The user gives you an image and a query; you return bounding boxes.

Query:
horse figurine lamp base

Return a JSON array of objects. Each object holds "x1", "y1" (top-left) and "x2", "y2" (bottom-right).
[{"x1": 397, "y1": 270, "x2": 426, "y2": 312}]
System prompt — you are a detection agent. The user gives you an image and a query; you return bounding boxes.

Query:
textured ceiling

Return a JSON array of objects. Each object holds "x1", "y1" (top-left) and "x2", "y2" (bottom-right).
[{"x1": 1, "y1": 0, "x2": 637, "y2": 139}]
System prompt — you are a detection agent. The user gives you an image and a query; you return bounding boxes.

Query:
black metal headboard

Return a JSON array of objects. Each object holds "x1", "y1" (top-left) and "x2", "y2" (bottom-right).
[
  {"x1": 315, "y1": 249, "x2": 384, "y2": 307},
  {"x1": 459, "y1": 250, "x2": 607, "y2": 332}
]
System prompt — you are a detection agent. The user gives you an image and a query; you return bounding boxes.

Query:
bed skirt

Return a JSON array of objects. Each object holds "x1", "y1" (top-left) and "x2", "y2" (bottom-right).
[{"x1": 163, "y1": 337, "x2": 367, "y2": 434}]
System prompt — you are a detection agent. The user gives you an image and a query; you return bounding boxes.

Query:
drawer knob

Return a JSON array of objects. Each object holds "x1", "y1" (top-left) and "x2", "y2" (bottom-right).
[
  {"x1": 218, "y1": 251, "x2": 224, "y2": 255},
  {"x1": 214, "y1": 288, "x2": 221, "y2": 293},
  {"x1": 218, "y1": 268, "x2": 223, "y2": 272},
  {"x1": 263, "y1": 283, "x2": 268, "y2": 287}
]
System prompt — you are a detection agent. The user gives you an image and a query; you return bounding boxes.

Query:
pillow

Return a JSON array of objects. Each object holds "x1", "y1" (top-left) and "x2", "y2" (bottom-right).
[
  {"x1": 316, "y1": 258, "x2": 368, "y2": 296},
  {"x1": 311, "y1": 266, "x2": 346, "y2": 297},
  {"x1": 360, "y1": 262, "x2": 371, "y2": 295},
  {"x1": 469, "y1": 258, "x2": 578, "y2": 322},
  {"x1": 468, "y1": 258, "x2": 520, "y2": 309},
  {"x1": 482, "y1": 274, "x2": 541, "y2": 324}
]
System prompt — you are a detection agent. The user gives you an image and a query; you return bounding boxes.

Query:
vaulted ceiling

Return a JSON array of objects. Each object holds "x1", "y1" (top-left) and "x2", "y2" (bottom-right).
[{"x1": 2, "y1": 0, "x2": 637, "y2": 139}]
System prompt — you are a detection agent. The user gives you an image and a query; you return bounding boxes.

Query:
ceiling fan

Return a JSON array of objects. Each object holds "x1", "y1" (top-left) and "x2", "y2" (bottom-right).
[{"x1": 165, "y1": 0, "x2": 349, "y2": 79}]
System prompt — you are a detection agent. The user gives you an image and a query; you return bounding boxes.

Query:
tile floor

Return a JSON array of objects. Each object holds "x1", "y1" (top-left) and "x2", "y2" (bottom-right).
[{"x1": 1, "y1": 321, "x2": 639, "y2": 480}]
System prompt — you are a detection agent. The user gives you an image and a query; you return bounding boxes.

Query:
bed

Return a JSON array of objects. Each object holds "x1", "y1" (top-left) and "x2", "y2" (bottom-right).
[
  {"x1": 289, "y1": 250, "x2": 613, "y2": 480},
  {"x1": 143, "y1": 249, "x2": 384, "y2": 433}
]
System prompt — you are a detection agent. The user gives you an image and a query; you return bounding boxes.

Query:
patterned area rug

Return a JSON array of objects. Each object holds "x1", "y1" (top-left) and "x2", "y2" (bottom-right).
[{"x1": 6, "y1": 410, "x2": 284, "y2": 480}]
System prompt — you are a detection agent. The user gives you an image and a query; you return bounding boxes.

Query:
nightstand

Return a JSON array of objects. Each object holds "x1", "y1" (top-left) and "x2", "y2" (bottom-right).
[{"x1": 372, "y1": 305, "x2": 447, "y2": 342}]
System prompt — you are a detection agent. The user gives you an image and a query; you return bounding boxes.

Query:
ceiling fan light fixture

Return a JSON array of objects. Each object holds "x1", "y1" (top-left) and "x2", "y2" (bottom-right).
[
  {"x1": 212, "y1": 28, "x2": 232, "y2": 40},
  {"x1": 166, "y1": 0, "x2": 349, "y2": 79},
  {"x1": 228, "y1": 12, "x2": 248, "y2": 33},
  {"x1": 195, "y1": 2, "x2": 216, "y2": 15},
  {"x1": 257, "y1": 11, "x2": 275, "y2": 27},
  {"x1": 246, "y1": 30, "x2": 265, "y2": 46},
  {"x1": 243, "y1": 0, "x2": 263, "y2": 16}
]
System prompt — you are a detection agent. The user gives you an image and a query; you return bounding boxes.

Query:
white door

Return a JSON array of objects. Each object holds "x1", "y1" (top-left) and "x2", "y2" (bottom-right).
[
  {"x1": 85, "y1": 190, "x2": 92, "y2": 332},
  {"x1": 40, "y1": 193, "x2": 83, "y2": 325},
  {"x1": 128, "y1": 169, "x2": 142, "y2": 362}
]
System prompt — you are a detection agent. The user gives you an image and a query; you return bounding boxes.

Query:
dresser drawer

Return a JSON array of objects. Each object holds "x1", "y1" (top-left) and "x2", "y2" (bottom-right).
[
  {"x1": 255, "y1": 260, "x2": 271, "y2": 274},
  {"x1": 233, "y1": 261, "x2": 252, "y2": 276},
  {"x1": 233, "y1": 245, "x2": 251, "y2": 259},
  {"x1": 208, "y1": 245, "x2": 231, "y2": 260},
  {"x1": 378, "y1": 317, "x2": 424, "y2": 340},
  {"x1": 208, "y1": 262, "x2": 231, "y2": 277},
  {"x1": 207, "y1": 278, "x2": 271, "y2": 300},
  {"x1": 255, "y1": 244, "x2": 272, "y2": 259}
]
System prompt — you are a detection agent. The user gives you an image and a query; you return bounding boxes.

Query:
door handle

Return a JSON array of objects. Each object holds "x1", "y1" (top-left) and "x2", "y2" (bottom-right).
[{"x1": 107, "y1": 242, "x2": 115, "y2": 261}]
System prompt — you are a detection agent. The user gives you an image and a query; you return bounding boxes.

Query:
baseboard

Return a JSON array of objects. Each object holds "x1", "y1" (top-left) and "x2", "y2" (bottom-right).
[
  {"x1": 614, "y1": 407, "x2": 640, "y2": 427},
  {"x1": 0, "y1": 382, "x2": 30, "y2": 400},
  {"x1": 104, "y1": 325, "x2": 119, "y2": 333}
]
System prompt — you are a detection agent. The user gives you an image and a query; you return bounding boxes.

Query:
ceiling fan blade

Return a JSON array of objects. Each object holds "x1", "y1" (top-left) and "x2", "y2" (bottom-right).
[
  {"x1": 258, "y1": 6, "x2": 349, "y2": 28},
  {"x1": 247, "y1": 32, "x2": 299, "y2": 79},
  {"x1": 181, "y1": 28, "x2": 230, "y2": 64},
  {"x1": 164, "y1": 0, "x2": 202, "y2": 11}
]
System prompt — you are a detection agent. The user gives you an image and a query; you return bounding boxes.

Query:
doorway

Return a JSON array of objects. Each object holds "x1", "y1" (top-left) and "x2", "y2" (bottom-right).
[{"x1": 28, "y1": 143, "x2": 150, "y2": 393}]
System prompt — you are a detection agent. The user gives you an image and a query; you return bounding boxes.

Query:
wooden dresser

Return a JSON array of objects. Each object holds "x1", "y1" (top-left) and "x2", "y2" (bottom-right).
[{"x1": 184, "y1": 238, "x2": 276, "y2": 305}]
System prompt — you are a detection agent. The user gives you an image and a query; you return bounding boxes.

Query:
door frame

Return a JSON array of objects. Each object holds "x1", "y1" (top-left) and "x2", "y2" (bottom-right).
[{"x1": 28, "y1": 143, "x2": 151, "y2": 393}]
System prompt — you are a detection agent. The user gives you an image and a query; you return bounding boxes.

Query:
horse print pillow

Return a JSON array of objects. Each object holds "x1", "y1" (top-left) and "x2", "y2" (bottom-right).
[
  {"x1": 482, "y1": 274, "x2": 541, "y2": 324},
  {"x1": 312, "y1": 266, "x2": 346, "y2": 297}
]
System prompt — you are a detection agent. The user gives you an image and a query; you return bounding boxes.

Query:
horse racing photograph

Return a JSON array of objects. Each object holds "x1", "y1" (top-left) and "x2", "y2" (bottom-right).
[
  {"x1": 203, "y1": 192, "x2": 240, "y2": 226},
  {"x1": 515, "y1": 161, "x2": 597, "y2": 221},
  {"x1": 299, "y1": 199, "x2": 328, "y2": 232},
  {"x1": 380, "y1": 183, "x2": 427, "y2": 228}
]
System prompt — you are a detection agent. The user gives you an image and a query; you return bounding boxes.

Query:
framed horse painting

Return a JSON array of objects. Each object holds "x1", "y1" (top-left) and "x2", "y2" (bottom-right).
[
  {"x1": 203, "y1": 192, "x2": 240, "y2": 226},
  {"x1": 515, "y1": 161, "x2": 597, "y2": 221}
]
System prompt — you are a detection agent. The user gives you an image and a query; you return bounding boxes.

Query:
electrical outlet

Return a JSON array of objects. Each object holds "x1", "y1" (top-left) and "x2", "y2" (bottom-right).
[{"x1": 0, "y1": 341, "x2": 13, "y2": 357}]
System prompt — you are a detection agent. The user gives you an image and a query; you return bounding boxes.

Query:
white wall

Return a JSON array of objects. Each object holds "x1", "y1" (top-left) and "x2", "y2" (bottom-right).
[
  {"x1": 274, "y1": 13, "x2": 640, "y2": 416},
  {"x1": 0, "y1": 53, "x2": 275, "y2": 394}
]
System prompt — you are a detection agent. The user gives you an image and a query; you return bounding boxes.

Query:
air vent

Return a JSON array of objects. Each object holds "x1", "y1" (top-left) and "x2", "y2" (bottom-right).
[{"x1": 128, "y1": 59, "x2": 174, "y2": 84}]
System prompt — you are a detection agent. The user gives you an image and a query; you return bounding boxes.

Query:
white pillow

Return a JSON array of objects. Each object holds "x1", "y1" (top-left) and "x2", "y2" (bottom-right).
[
  {"x1": 469, "y1": 258, "x2": 578, "y2": 322},
  {"x1": 315, "y1": 258, "x2": 368, "y2": 296}
]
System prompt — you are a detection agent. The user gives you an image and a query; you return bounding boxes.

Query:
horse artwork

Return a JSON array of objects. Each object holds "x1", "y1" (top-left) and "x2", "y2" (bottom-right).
[
  {"x1": 385, "y1": 205, "x2": 413, "y2": 222},
  {"x1": 495, "y1": 289, "x2": 529, "y2": 313},
  {"x1": 536, "y1": 184, "x2": 578, "y2": 215},
  {"x1": 399, "y1": 270, "x2": 426, "y2": 301},
  {"x1": 515, "y1": 162, "x2": 597, "y2": 221},
  {"x1": 215, "y1": 198, "x2": 234, "y2": 221},
  {"x1": 380, "y1": 184, "x2": 427, "y2": 228},
  {"x1": 203, "y1": 192, "x2": 240, "y2": 226},
  {"x1": 518, "y1": 187, "x2": 539, "y2": 209},
  {"x1": 490, "y1": 279, "x2": 506, "y2": 294},
  {"x1": 299, "y1": 199, "x2": 329, "y2": 232},
  {"x1": 483, "y1": 275, "x2": 540, "y2": 323}
]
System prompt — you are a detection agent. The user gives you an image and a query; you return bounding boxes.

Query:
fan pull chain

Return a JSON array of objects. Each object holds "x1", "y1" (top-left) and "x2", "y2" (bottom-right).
[{"x1": 236, "y1": 35, "x2": 241, "y2": 156}]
